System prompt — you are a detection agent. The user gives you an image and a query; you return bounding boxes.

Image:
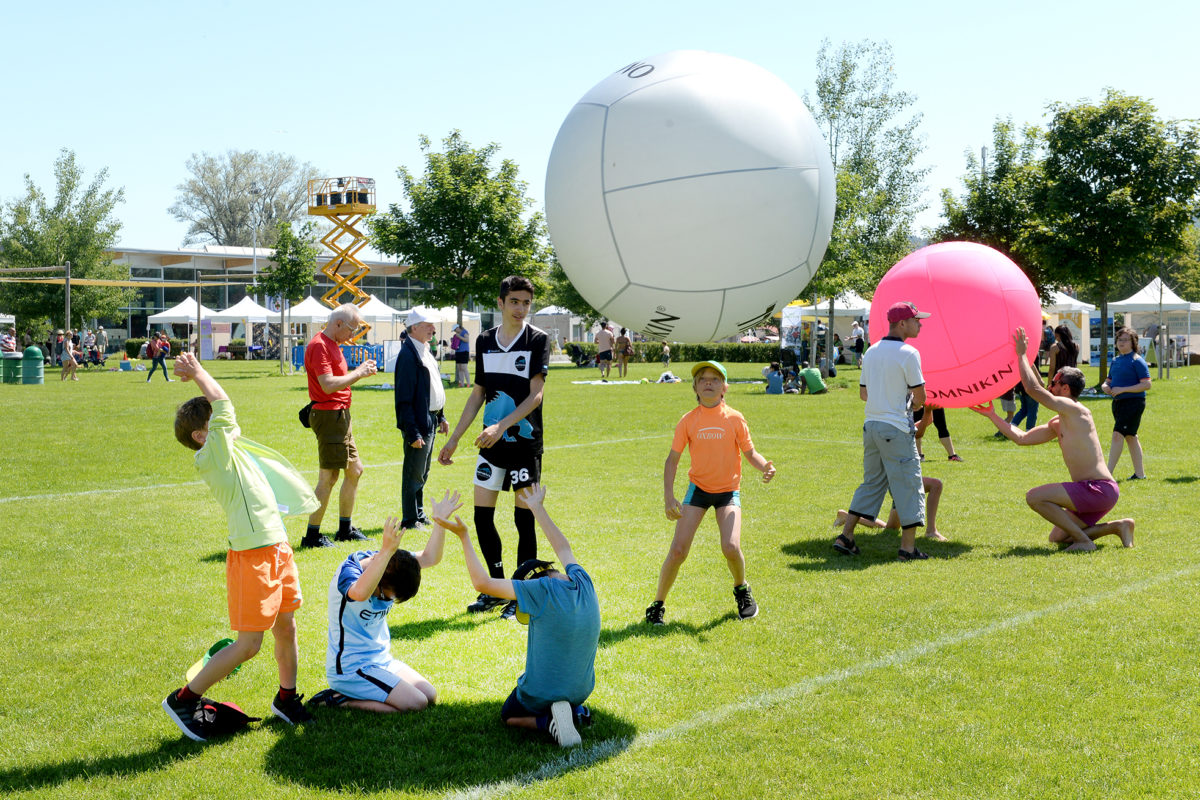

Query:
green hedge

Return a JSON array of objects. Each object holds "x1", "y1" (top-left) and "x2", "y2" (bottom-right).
[
  {"x1": 567, "y1": 341, "x2": 782, "y2": 364},
  {"x1": 125, "y1": 338, "x2": 186, "y2": 359}
]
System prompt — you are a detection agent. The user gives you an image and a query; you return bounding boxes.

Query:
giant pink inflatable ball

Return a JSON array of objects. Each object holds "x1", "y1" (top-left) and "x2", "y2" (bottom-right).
[{"x1": 868, "y1": 242, "x2": 1042, "y2": 409}]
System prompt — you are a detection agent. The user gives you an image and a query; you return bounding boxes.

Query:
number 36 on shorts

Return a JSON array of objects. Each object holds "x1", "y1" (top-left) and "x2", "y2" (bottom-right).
[{"x1": 473, "y1": 455, "x2": 541, "y2": 492}]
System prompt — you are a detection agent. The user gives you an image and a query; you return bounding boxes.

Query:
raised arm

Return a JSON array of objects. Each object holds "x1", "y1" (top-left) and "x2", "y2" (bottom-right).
[
  {"x1": 1012, "y1": 327, "x2": 1074, "y2": 415},
  {"x1": 414, "y1": 490, "x2": 463, "y2": 569},
  {"x1": 317, "y1": 359, "x2": 377, "y2": 394},
  {"x1": 442, "y1": 517, "x2": 516, "y2": 601},
  {"x1": 520, "y1": 483, "x2": 576, "y2": 567},
  {"x1": 346, "y1": 516, "x2": 403, "y2": 602},
  {"x1": 173, "y1": 353, "x2": 228, "y2": 402}
]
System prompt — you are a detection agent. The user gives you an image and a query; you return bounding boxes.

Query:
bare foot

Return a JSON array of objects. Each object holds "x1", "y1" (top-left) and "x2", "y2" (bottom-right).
[
  {"x1": 1115, "y1": 519, "x2": 1135, "y2": 547},
  {"x1": 924, "y1": 529, "x2": 948, "y2": 542},
  {"x1": 1064, "y1": 539, "x2": 1097, "y2": 552},
  {"x1": 834, "y1": 510, "x2": 885, "y2": 530},
  {"x1": 1048, "y1": 526, "x2": 1070, "y2": 544}
]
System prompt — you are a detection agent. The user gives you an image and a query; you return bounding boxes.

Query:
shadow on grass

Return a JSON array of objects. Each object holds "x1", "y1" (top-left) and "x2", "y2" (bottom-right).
[
  {"x1": 263, "y1": 699, "x2": 635, "y2": 792},
  {"x1": 0, "y1": 734, "x2": 216, "y2": 792},
  {"x1": 781, "y1": 529, "x2": 972, "y2": 571},
  {"x1": 993, "y1": 544, "x2": 1059, "y2": 559},
  {"x1": 1165, "y1": 475, "x2": 1198, "y2": 484},
  {"x1": 200, "y1": 551, "x2": 226, "y2": 563},
  {"x1": 598, "y1": 613, "x2": 737, "y2": 648},
  {"x1": 389, "y1": 612, "x2": 491, "y2": 641}
]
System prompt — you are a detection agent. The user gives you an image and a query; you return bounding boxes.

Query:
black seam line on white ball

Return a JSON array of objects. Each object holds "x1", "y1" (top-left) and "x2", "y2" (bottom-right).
[
  {"x1": 595, "y1": 281, "x2": 631, "y2": 317},
  {"x1": 603, "y1": 165, "x2": 822, "y2": 195},
  {"x1": 708, "y1": 292, "x2": 726, "y2": 342},
  {"x1": 602, "y1": 71, "x2": 695, "y2": 109},
  {"x1": 598, "y1": 104, "x2": 631, "y2": 286},
  {"x1": 624, "y1": 262, "x2": 807, "y2": 294}
]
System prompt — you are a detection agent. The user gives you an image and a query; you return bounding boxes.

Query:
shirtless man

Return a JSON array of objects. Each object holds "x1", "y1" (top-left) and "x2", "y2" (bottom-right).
[{"x1": 972, "y1": 327, "x2": 1134, "y2": 551}]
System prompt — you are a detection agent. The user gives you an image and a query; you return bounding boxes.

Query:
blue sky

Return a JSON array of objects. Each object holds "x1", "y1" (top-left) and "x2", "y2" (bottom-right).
[{"x1": 4, "y1": 0, "x2": 1195, "y2": 252}]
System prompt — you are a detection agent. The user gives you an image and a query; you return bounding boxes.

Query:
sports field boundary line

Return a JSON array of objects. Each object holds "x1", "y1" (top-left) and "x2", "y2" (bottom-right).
[
  {"x1": 443, "y1": 562, "x2": 1200, "y2": 800},
  {"x1": 0, "y1": 434, "x2": 863, "y2": 504}
]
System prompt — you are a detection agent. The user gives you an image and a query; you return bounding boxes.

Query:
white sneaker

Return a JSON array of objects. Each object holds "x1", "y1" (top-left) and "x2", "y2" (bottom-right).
[{"x1": 547, "y1": 700, "x2": 581, "y2": 748}]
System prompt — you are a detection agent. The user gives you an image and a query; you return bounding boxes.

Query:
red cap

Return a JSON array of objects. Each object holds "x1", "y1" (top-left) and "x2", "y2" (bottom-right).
[{"x1": 887, "y1": 302, "x2": 931, "y2": 323}]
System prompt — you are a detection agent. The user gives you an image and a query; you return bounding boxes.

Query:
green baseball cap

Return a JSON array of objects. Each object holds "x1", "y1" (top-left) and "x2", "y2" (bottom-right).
[{"x1": 691, "y1": 361, "x2": 728, "y2": 380}]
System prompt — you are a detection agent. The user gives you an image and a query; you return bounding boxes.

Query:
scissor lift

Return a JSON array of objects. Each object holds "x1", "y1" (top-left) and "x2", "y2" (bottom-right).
[{"x1": 308, "y1": 176, "x2": 376, "y2": 340}]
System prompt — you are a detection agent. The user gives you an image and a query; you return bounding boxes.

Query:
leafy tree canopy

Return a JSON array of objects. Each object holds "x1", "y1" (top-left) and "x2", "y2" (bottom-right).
[
  {"x1": 370, "y1": 131, "x2": 550, "y2": 325},
  {"x1": 256, "y1": 220, "x2": 318, "y2": 304},
  {"x1": 0, "y1": 148, "x2": 133, "y2": 331}
]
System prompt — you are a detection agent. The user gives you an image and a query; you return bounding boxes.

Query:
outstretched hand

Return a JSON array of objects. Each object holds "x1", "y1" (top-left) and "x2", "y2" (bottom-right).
[
  {"x1": 969, "y1": 400, "x2": 994, "y2": 416},
  {"x1": 430, "y1": 489, "x2": 463, "y2": 523},
  {"x1": 434, "y1": 514, "x2": 468, "y2": 537},
  {"x1": 520, "y1": 483, "x2": 547, "y2": 509},
  {"x1": 381, "y1": 515, "x2": 404, "y2": 552},
  {"x1": 173, "y1": 352, "x2": 199, "y2": 381},
  {"x1": 1013, "y1": 327, "x2": 1029, "y2": 357}
]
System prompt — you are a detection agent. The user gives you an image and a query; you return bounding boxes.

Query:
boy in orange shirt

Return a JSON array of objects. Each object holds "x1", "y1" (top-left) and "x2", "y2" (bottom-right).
[{"x1": 645, "y1": 361, "x2": 776, "y2": 625}]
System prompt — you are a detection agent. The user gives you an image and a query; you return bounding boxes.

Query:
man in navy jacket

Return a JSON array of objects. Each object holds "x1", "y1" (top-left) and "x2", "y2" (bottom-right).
[{"x1": 394, "y1": 308, "x2": 449, "y2": 529}]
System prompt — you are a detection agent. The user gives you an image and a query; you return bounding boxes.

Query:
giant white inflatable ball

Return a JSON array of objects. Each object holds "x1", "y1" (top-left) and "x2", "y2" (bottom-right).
[{"x1": 545, "y1": 50, "x2": 835, "y2": 342}]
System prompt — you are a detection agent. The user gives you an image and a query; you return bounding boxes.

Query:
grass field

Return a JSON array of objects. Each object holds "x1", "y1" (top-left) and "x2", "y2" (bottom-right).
[{"x1": 1, "y1": 358, "x2": 1198, "y2": 799}]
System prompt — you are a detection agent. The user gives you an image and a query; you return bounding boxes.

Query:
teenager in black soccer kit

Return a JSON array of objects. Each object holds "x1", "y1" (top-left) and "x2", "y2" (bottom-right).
[{"x1": 438, "y1": 275, "x2": 550, "y2": 618}]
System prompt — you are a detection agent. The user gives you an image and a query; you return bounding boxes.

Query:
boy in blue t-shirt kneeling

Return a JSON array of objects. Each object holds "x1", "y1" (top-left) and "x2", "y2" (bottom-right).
[{"x1": 441, "y1": 483, "x2": 600, "y2": 748}]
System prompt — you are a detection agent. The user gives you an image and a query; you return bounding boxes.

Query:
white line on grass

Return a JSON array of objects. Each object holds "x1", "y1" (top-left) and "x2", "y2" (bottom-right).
[
  {"x1": 443, "y1": 562, "x2": 1200, "y2": 800},
  {"x1": 0, "y1": 436, "x2": 669, "y2": 504}
]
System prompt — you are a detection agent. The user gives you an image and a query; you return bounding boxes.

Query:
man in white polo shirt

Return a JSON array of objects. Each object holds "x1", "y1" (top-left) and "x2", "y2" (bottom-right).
[
  {"x1": 394, "y1": 308, "x2": 449, "y2": 529},
  {"x1": 834, "y1": 301, "x2": 931, "y2": 562}
]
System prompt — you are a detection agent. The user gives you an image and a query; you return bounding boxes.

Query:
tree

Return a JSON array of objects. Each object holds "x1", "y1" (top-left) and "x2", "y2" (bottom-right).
[
  {"x1": 1025, "y1": 90, "x2": 1200, "y2": 381},
  {"x1": 934, "y1": 119, "x2": 1051, "y2": 297},
  {"x1": 540, "y1": 253, "x2": 603, "y2": 327},
  {"x1": 804, "y1": 39, "x2": 929, "y2": 367},
  {"x1": 370, "y1": 131, "x2": 550, "y2": 326},
  {"x1": 0, "y1": 148, "x2": 133, "y2": 331},
  {"x1": 256, "y1": 220, "x2": 319, "y2": 373},
  {"x1": 169, "y1": 150, "x2": 318, "y2": 247}
]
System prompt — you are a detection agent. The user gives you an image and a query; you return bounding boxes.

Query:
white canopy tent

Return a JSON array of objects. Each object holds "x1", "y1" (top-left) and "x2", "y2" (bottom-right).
[
  {"x1": 210, "y1": 296, "x2": 274, "y2": 359},
  {"x1": 792, "y1": 290, "x2": 873, "y2": 318},
  {"x1": 147, "y1": 296, "x2": 216, "y2": 324},
  {"x1": 1108, "y1": 277, "x2": 1198, "y2": 369},
  {"x1": 1043, "y1": 291, "x2": 1095, "y2": 364},
  {"x1": 210, "y1": 295, "x2": 272, "y2": 323},
  {"x1": 288, "y1": 296, "x2": 333, "y2": 324}
]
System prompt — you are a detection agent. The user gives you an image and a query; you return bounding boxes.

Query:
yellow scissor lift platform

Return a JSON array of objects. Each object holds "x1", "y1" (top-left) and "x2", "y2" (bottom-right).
[{"x1": 308, "y1": 176, "x2": 377, "y2": 341}]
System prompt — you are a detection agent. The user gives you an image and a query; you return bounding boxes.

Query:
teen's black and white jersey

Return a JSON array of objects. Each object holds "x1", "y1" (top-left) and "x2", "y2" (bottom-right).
[{"x1": 474, "y1": 322, "x2": 550, "y2": 469}]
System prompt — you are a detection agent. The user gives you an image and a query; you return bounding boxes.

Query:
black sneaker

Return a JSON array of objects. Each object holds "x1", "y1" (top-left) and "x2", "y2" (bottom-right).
[
  {"x1": 574, "y1": 704, "x2": 593, "y2": 729},
  {"x1": 162, "y1": 689, "x2": 209, "y2": 742},
  {"x1": 467, "y1": 593, "x2": 507, "y2": 613},
  {"x1": 734, "y1": 584, "x2": 759, "y2": 620},
  {"x1": 335, "y1": 525, "x2": 368, "y2": 542},
  {"x1": 271, "y1": 692, "x2": 313, "y2": 724},
  {"x1": 300, "y1": 533, "x2": 335, "y2": 549},
  {"x1": 306, "y1": 688, "x2": 349, "y2": 708},
  {"x1": 645, "y1": 601, "x2": 665, "y2": 626},
  {"x1": 499, "y1": 600, "x2": 518, "y2": 621},
  {"x1": 897, "y1": 547, "x2": 929, "y2": 562},
  {"x1": 547, "y1": 700, "x2": 581, "y2": 748}
]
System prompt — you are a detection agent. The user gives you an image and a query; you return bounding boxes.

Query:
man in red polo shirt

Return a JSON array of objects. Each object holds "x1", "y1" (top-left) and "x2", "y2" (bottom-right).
[{"x1": 303, "y1": 303, "x2": 378, "y2": 548}]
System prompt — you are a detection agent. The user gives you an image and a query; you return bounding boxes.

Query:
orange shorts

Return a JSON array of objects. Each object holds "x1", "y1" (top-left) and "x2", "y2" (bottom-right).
[{"x1": 226, "y1": 542, "x2": 302, "y2": 631}]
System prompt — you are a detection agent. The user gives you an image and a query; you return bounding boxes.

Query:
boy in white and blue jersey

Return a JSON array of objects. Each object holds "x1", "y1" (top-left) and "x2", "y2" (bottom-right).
[
  {"x1": 442, "y1": 483, "x2": 600, "y2": 748},
  {"x1": 438, "y1": 275, "x2": 551, "y2": 619},
  {"x1": 310, "y1": 491, "x2": 461, "y2": 713}
]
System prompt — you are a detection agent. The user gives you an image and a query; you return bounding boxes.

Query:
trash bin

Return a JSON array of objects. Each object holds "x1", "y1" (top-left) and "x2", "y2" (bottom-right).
[
  {"x1": 2, "y1": 353, "x2": 22, "y2": 384},
  {"x1": 22, "y1": 346, "x2": 44, "y2": 384}
]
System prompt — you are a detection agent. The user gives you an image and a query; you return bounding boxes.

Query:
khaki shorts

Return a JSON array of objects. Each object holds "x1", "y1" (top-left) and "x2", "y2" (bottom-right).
[
  {"x1": 311, "y1": 407, "x2": 358, "y2": 469},
  {"x1": 226, "y1": 542, "x2": 301, "y2": 631}
]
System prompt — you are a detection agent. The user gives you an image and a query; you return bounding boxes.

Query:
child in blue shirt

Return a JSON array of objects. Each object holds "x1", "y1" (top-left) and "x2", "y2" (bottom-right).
[
  {"x1": 1102, "y1": 327, "x2": 1152, "y2": 480},
  {"x1": 441, "y1": 483, "x2": 600, "y2": 748},
  {"x1": 310, "y1": 491, "x2": 461, "y2": 713}
]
